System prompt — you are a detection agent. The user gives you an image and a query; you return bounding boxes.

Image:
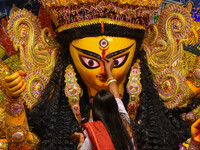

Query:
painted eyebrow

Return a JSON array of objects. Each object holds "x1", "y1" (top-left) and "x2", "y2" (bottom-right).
[
  {"x1": 72, "y1": 45, "x2": 101, "y2": 60},
  {"x1": 106, "y1": 43, "x2": 134, "y2": 58},
  {"x1": 72, "y1": 42, "x2": 134, "y2": 59}
]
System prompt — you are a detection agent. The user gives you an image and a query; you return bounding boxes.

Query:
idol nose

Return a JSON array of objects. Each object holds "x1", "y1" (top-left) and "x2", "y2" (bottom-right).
[
  {"x1": 100, "y1": 61, "x2": 107, "y2": 76},
  {"x1": 97, "y1": 61, "x2": 108, "y2": 82}
]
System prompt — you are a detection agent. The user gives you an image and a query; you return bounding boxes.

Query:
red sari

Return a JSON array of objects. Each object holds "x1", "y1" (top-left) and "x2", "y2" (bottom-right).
[{"x1": 83, "y1": 121, "x2": 115, "y2": 150}]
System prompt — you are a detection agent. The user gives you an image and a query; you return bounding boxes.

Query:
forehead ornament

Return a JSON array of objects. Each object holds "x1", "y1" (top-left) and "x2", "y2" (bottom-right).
[{"x1": 99, "y1": 38, "x2": 108, "y2": 48}]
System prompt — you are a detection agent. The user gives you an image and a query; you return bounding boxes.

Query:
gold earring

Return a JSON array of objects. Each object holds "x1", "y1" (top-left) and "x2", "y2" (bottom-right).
[
  {"x1": 126, "y1": 59, "x2": 142, "y2": 121},
  {"x1": 64, "y1": 64, "x2": 81, "y2": 123}
]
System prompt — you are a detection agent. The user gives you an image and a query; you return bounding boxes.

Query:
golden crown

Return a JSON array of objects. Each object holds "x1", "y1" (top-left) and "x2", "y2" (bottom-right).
[{"x1": 39, "y1": 0, "x2": 163, "y2": 32}]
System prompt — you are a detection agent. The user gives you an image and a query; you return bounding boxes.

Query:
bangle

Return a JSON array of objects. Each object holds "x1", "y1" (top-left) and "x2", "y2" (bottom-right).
[
  {"x1": 107, "y1": 77, "x2": 115, "y2": 82},
  {"x1": 107, "y1": 77, "x2": 115, "y2": 83},
  {"x1": 107, "y1": 79, "x2": 117, "y2": 85}
]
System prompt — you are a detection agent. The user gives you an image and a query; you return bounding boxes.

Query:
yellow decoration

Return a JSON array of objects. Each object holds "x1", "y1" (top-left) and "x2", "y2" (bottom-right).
[
  {"x1": 187, "y1": 22, "x2": 200, "y2": 47},
  {"x1": 7, "y1": 9, "x2": 58, "y2": 76},
  {"x1": 0, "y1": 139, "x2": 8, "y2": 150},
  {"x1": 7, "y1": 9, "x2": 59, "y2": 109},
  {"x1": 3, "y1": 54, "x2": 21, "y2": 73},
  {"x1": 142, "y1": 4, "x2": 197, "y2": 109},
  {"x1": 181, "y1": 104, "x2": 200, "y2": 124},
  {"x1": 181, "y1": 50, "x2": 198, "y2": 78},
  {"x1": 0, "y1": 45, "x2": 6, "y2": 60},
  {"x1": 143, "y1": 4, "x2": 192, "y2": 75},
  {"x1": 182, "y1": 142, "x2": 189, "y2": 148}
]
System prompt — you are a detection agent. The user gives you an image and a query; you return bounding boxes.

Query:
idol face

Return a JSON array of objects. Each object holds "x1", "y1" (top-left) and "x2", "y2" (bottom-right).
[{"x1": 69, "y1": 36, "x2": 136, "y2": 96}]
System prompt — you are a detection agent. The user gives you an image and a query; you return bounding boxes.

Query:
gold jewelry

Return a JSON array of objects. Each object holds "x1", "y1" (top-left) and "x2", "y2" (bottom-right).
[
  {"x1": 126, "y1": 59, "x2": 142, "y2": 120},
  {"x1": 7, "y1": 9, "x2": 58, "y2": 109},
  {"x1": 5, "y1": 96, "x2": 25, "y2": 117},
  {"x1": 0, "y1": 141, "x2": 8, "y2": 150},
  {"x1": 107, "y1": 79, "x2": 117, "y2": 85},
  {"x1": 64, "y1": 64, "x2": 82, "y2": 123}
]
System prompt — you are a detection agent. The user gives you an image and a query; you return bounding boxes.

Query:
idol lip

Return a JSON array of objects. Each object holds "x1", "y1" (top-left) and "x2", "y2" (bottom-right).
[{"x1": 96, "y1": 75, "x2": 108, "y2": 82}]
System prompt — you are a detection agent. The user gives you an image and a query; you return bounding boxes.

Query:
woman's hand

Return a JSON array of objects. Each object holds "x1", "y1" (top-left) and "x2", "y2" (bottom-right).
[
  {"x1": 102, "y1": 58, "x2": 119, "y2": 98},
  {"x1": 69, "y1": 132, "x2": 84, "y2": 150},
  {"x1": 2, "y1": 71, "x2": 26, "y2": 98},
  {"x1": 69, "y1": 132, "x2": 84, "y2": 143},
  {"x1": 102, "y1": 58, "x2": 114, "y2": 77}
]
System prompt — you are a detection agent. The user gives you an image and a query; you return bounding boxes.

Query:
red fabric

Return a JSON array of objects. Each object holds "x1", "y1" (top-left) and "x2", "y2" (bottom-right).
[
  {"x1": 83, "y1": 121, "x2": 115, "y2": 150},
  {"x1": 38, "y1": 5, "x2": 56, "y2": 37},
  {"x1": 0, "y1": 26, "x2": 18, "y2": 56}
]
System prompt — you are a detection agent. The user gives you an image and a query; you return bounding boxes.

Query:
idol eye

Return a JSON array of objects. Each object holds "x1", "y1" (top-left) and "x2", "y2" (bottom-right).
[
  {"x1": 113, "y1": 53, "x2": 129, "y2": 68},
  {"x1": 80, "y1": 55, "x2": 100, "y2": 69}
]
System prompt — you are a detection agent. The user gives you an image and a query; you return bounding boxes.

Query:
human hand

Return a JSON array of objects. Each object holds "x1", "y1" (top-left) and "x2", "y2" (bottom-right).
[
  {"x1": 191, "y1": 119, "x2": 200, "y2": 144},
  {"x1": 102, "y1": 58, "x2": 114, "y2": 75},
  {"x1": 69, "y1": 132, "x2": 84, "y2": 143},
  {"x1": 2, "y1": 71, "x2": 26, "y2": 98}
]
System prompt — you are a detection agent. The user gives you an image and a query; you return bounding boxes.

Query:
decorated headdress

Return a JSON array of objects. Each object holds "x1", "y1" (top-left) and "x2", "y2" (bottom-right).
[{"x1": 39, "y1": 0, "x2": 163, "y2": 32}]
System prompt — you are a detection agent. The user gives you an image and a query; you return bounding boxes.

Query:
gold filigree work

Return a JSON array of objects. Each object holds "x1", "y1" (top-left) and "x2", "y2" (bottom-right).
[
  {"x1": 143, "y1": 4, "x2": 192, "y2": 74},
  {"x1": 0, "y1": 141, "x2": 8, "y2": 150},
  {"x1": 143, "y1": 4, "x2": 195, "y2": 109},
  {"x1": 126, "y1": 60, "x2": 141, "y2": 120},
  {"x1": 7, "y1": 9, "x2": 59, "y2": 109}
]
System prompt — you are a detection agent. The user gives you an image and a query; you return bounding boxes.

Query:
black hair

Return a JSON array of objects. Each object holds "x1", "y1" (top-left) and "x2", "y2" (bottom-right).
[
  {"x1": 133, "y1": 51, "x2": 190, "y2": 150},
  {"x1": 28, "y1": 23, "x2": 190, "y2": 150},
  {"x1": 93, "y1": 90, "x2": 133, "y2": 150}
]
